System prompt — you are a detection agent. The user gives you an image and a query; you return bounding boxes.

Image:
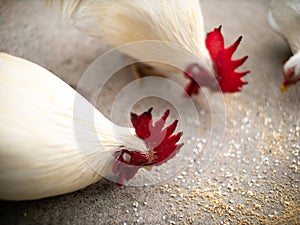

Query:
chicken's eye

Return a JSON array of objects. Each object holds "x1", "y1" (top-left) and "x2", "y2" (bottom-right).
[{"x1": 122, "y1": 152, "x2": 131, "y2": 163}]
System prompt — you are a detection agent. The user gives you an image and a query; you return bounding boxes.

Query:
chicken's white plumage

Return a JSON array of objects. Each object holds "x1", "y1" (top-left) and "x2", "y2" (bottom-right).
[
  {"x1": 0, "y1": 53, "x2": 147, "y2": 200},
  {"x1": 49, "y1": 0, "x2": 250, "y2": 95},
  {"x1": 269, "y1": 0, "x2": 300, "y2": 53},
  {"x1": 49, "y1": 0, "x2": 212, "y2": 73},
  {"x1": 268, "y1": 0, "x2": 300, "y2": 88}
]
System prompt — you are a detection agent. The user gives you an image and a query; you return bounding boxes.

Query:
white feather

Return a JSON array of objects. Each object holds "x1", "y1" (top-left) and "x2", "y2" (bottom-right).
[
  {"x1": 269, "y1": 0, "x2": 300, "y2": 54},
  {"x1": 0, "y1": 53, "x2": 147, "y2": 200},
  {"x1": 48, "y1": 0, "x2": 213, "y2": 73}
]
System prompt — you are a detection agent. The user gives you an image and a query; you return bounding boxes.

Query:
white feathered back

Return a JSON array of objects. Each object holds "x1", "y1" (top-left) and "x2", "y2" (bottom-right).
[
  {"x1": 48, "y1": 0, "x2": 212, "y2": 71},
  {"x1": 269, "y1": 0, "x2": 300, "y2": 54},
  {"x1": 0, "y1": 53, "x2": 146, "y2": 200}
]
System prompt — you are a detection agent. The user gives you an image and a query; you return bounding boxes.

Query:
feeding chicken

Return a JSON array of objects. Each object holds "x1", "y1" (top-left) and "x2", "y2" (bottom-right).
[
  {"x1": 48, "y1": 0, "x2": 250, "y2": 96},
  {"x1": 0, "y1": 53, "x2": 183, "y2": 201},
  {"x1": 268, "y1": 0, "x2": 300, "y2": 91}
]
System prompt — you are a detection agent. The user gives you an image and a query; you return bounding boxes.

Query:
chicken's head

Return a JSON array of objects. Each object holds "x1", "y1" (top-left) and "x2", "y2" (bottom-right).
[
  {"x1": 281, "y1": 53, "x2": 300, "y2": 91},
  {"x1": 112, "y1": 108, "x2": 183, "y2": 186},
  {"x1": 184, "y1": 26, "x2": 250, "y2": 96}
]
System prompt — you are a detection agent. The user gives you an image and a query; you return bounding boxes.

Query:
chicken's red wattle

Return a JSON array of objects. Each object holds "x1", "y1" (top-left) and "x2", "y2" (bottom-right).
[
  {"x1": 112, "y1": 108, "x2": 183, "y2": 186},
  {"x1": 184, "y1": 26, "x2": 250, "y2": 96}
]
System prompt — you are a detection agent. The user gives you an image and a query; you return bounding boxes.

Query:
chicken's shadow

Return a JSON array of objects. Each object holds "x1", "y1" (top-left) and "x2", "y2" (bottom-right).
[{"x1": 0, "y1": 179, "x2": 120, "y2": 224}]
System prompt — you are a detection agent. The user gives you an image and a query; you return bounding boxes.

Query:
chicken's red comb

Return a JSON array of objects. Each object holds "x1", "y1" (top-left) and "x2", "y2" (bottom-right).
[
  {"x1": 205, "y1": 26, "x2": 250, "y2": 92},
  {"x1": 131, "y1": 108, "x2": 183, "y2": 165},
  {"x1": 112, "y1": 108, "x2": 183, "y2": 186}
]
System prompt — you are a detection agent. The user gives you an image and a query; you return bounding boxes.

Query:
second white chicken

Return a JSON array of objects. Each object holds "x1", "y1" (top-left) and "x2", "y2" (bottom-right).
[{"x1": 49, "y1": 0, "x2": 250, "y2": 96}]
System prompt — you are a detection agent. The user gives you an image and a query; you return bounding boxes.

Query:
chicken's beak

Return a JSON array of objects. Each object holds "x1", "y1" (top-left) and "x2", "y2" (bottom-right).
[
  {"x1": 144, "y1": 166, "x2": 153, "y2": 171},
  {"x1": 280, "y1": 84, "x2": 289, "y2": 92}
]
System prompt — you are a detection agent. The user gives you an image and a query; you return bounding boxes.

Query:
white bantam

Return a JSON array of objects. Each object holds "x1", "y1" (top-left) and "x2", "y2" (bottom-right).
[
  {"x1": 268, "y1": 0, "x2": 300, "y2": 91},
  {"x1": 0, "y1": 53, "x2": 183, "y2": 201},
  {"x1": 48, "y1": 0, "x2": 249, "y2": 96}
]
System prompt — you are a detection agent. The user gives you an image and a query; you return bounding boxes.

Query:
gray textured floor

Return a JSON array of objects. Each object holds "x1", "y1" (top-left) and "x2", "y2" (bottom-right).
[{"x1": 0, "y1": 0, "x2": 299, "y2": 224}]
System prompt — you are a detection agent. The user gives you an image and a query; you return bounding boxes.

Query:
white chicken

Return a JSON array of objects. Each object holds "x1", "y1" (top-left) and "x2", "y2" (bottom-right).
[
  {"x1": 268, "y1": 0, "x2": 300, "y2": 91},
  {"x1": 0, "y1": 53, "x2": 183, "y2": 201},
  {"x1": 48, "y1": 0, "x2": 250, "y2": 96}
]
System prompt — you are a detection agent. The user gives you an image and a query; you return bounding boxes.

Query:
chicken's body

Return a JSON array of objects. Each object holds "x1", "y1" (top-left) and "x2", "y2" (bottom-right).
[
  {"x1": 268, "y1": 0, "x2": 300, "y2": 89},
  {"x1": 49, "y1": 0, "x2": 249, "y2": 95},
  {"x1": 50, "y1": 0, "x2": 211, "y2": 72},
  {"x1": 0, "y1": 53, "x2": 182, "y2": 200}
]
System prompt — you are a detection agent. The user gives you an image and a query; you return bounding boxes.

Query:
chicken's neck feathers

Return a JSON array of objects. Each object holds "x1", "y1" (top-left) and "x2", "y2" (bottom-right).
[{"x1": 269, "y1": 0, "x2": 300, "y2": 54}]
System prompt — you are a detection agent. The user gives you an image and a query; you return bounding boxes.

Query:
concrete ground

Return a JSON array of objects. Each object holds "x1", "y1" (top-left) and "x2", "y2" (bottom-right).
[{"x1": 0, "y1": 0, "x2": 299, "y2": 224}]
